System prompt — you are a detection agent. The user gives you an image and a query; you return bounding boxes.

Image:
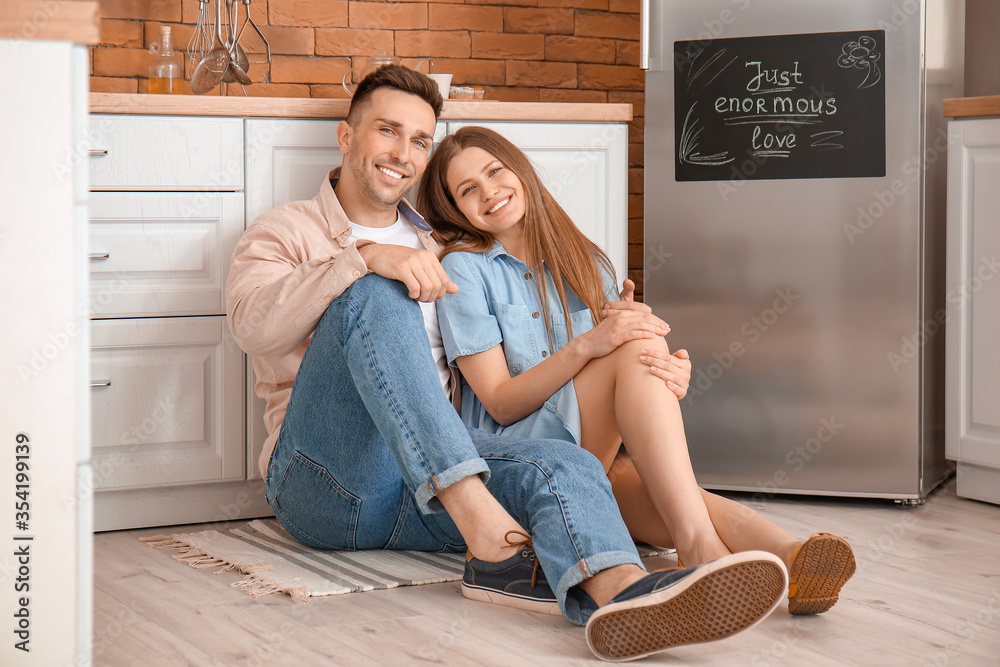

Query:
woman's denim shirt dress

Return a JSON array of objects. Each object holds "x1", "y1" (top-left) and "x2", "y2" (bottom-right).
[{"x1": 437, "y1": 241, "x2": 617, "y2": 445}]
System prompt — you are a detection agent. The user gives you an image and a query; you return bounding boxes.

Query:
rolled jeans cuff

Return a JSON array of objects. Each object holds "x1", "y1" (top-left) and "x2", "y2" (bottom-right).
[
  {"x1": 555, "y1": 550, "x2": 646, "y2": 626},
  {"x1": 417, "y1": 457, "x2": 492, "y2": 515}
]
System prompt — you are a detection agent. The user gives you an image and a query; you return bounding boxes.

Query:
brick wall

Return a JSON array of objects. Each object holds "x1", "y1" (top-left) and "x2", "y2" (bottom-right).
[{"x1": 91, "y1": 0, "x2": 646, "y2": 295}]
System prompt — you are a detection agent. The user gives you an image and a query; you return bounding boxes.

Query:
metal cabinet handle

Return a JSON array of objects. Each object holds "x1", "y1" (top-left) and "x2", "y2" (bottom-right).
[
  {"x1": 88, "y1": 252, "x2": 110, "y2": 260},
  {"x1": 89, "y1": 380, "x2": 112, "y2": 388},
  {"x1": 640, "y1": 0, "x2": 650, "y2": 71},
  {"x1": 89, "y1": 149, "x2": 108, "y2": 157}
]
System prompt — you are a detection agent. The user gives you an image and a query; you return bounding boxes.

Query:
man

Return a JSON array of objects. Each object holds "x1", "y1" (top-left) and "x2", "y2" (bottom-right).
[{"x1": 226, "y1": 65, "x2": 787, "y2": 661}]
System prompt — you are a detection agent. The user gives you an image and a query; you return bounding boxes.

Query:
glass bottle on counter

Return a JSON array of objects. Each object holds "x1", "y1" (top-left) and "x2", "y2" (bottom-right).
[{"x1": 148, "y1": 26, "x2": 183, "y2": 94}]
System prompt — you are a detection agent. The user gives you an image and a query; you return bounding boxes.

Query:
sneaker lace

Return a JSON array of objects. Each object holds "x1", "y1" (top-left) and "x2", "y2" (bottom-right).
[{"x1": 503, "y1": 530, "x2": 539, "y2": 588}]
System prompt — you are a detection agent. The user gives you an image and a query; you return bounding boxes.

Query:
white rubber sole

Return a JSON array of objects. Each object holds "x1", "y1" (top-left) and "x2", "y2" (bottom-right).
[
  {"x1": 586, "y1": 551, "x2": 789, "y2": 662},
  {"x1": 461, "y1": 582, "x2": 563, "y2": 616}
]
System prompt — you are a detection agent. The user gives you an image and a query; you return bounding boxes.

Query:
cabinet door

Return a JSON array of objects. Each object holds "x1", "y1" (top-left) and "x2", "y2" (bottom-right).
[
  {"x1": 244, "y1": 118, "x2": 344, "y2": 225},
  {"x1": 946, "y1": 119, "x2": 1000, "y2": 474},
  {"x1": 446, "y1": 122, "x2": 628, "y2": 285},
  {"x1": 88, "y1": 192, "x2": 244, "y2": 318},
  {"x1": 90, "y1": 316, "x2": 244, "y2": 490}
]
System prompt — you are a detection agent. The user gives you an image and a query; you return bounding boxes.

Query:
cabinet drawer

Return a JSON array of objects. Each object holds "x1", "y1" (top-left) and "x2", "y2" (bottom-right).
[
  {"x1": 90, "y1": 317, "x2": 244, "y2": 490},
  {"x1": 89, "y1": 115, "x2": 243, "y2": 191},
  {"x1": 88, "y1": 192, "x2": 243, "y2": 318}
]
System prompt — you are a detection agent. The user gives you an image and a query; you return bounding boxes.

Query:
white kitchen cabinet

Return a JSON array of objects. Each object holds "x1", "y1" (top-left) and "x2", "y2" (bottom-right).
[
  {"x1": 90, "y1": 317, "x2": 243, "y2": 489},
  {"x1": 90, "y1": 115, "x2": 271, "y2": 530},
  {"x1": 447, "y1": 121, "x2": 629, "y2": 286},
  {"x1": 89, "y1": 115, "x2": 243, "y2": 191},
  {"x1": 88, "y1": 192, "x2": 244, "y2": 318},
  {"x1": 946, "y1": 117, "x2": 1000, "y2": 506}
]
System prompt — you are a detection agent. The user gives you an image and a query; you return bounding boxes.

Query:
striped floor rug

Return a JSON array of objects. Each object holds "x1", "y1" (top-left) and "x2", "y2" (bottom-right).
[
  {"x1": 143, "y1": 519, "x2": 673, "y2": 603},
  {"x1": 142, "y1": 519, "x2": 468, "y2": 603}
]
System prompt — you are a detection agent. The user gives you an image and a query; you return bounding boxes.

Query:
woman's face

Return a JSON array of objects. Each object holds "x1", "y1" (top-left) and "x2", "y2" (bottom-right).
[{"x1": 445, "y1": 146, "x2": 526, "y2": 245}]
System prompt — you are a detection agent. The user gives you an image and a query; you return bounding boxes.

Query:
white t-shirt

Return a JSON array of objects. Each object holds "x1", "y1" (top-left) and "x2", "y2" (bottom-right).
[{"x1": 349, "y1": 214, "x2": 451, "y2": 393}]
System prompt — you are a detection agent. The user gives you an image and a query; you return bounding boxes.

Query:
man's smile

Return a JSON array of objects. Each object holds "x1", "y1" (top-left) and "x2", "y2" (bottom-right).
[{"x1": 377, "y1": 164, "x2": 406, "y2": 180}]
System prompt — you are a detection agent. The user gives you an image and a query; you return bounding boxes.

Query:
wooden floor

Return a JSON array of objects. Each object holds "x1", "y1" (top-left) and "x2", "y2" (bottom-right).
[{"x1": 92, "y1": 478, "x2": 1000, "y2": 666}]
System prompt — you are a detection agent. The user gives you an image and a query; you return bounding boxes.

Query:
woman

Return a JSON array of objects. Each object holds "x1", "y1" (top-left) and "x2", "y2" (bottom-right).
[{"x1": 417, "y1": 126, "x2": 855, "y2": 615}]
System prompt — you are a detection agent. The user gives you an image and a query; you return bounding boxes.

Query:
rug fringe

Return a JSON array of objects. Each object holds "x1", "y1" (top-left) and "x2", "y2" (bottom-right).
[
  {"x1": 231, "y1": 575, "x2": 309, "y2": 603},
  {"x1": 241, "y1": 563, "x2": 275, "y2": 575},
  {"x1": 286, "y1": 585, "x2": 310, "y2": 604},
  {"x1": 232, "y1": 576, "x2": 281, "y2": 597},
  {"x1": 175, "y1": 552, "x2": 231, "y2": 570},
  {"x1": 139, "y1": 535, "x2": 187, "y2": 549},
  {"x1": 142, "y1": 534, "x2": 269, "y2": 577}
]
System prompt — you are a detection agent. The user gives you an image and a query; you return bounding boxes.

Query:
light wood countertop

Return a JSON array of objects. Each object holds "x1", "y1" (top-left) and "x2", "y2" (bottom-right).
[
  {"x1": 90, "y1": 93, "x2": 633, "y2": 122},
  {"x1": 943, "y1": 96, "x2": 1000, "y2": 118},
  {"x1": 1, "y1": 0, "x2": 98, "y2": 44}
]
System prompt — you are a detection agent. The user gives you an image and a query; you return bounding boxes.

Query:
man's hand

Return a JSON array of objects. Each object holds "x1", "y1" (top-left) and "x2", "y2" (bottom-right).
[
  {"x1": 607, "y1": 279, "x2": 692, "y2": 400},
  {"x1": 640, "y1": 348, "x2": 691, "y2": 400},
  {"x1": 604, "y1": 278, "x2": 653, "y2": 316},
  {"x1": 575, "y1": 309, "x2": 670, "y2": 360},
  {"x1": 359, "y1": 244, "x2": 458, "y2": 302},
  {"x1": 618, "y1": 278, "x2": 638, "y2": 303}
]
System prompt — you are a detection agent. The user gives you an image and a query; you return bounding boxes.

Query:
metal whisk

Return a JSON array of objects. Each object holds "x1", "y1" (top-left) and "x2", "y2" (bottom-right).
[
  {"x1": 240, "y1": 0, "x2": 271, "y2": 83},
  {"x1": 186, "y1": 0, "x2": 214, "y2": 80}
]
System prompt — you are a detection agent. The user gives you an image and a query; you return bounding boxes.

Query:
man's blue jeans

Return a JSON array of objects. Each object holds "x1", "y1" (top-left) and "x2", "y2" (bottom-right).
[{"x1": 266, "y1": 275, "x2": 644, "y2": 624}]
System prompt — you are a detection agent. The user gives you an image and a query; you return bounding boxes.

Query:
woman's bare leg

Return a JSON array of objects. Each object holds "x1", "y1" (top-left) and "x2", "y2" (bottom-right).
[
  {"x1": 609, "y1": 453, "x2": 801, "y2": 566},
  {"x1": 607, "y1": 453, "x2": 675, "y2": 548},
  {"x1": 574, "y1": 337, "x2": 730, "y2": 566},
  {"x1": 701, "y1": 489, "x2": 801, "y2": 566}
]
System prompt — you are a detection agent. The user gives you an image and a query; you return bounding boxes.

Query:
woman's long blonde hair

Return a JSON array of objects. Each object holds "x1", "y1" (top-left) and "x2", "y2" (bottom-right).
[{"x1": 417, "y1": 126, "x2": 615, "y2": 347}]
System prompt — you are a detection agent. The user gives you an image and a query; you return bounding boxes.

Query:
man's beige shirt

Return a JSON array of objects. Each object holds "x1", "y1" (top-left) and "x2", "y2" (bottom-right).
[{"x1": 226, "y1": 167, "x2": 457, "y2": 478}]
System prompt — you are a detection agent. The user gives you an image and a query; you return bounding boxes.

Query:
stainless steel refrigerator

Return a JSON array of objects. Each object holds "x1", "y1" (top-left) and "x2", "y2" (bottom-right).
[{"x1": 641, "y1": 0, "x2": 965, "y2": 501}]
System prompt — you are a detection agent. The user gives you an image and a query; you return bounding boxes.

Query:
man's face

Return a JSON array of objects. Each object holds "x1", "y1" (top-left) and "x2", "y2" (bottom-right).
[{"x1": 341, "y1": 88, "x2": 437, "y2": 209}]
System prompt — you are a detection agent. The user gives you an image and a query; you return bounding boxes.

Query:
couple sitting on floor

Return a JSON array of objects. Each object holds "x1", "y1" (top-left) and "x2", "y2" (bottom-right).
[{"x1": 226, "y1": 65, "x2": 855, "y2": 662}]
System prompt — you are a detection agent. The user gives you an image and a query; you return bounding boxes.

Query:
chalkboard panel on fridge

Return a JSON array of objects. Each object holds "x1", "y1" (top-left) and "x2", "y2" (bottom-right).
[{"x1": 674, "y1": 30, "x2": 886, "y2": 182}]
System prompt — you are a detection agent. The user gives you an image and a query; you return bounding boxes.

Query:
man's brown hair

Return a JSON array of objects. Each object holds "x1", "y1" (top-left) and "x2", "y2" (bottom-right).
[{"x1": 347, "y1": 64, "x2": 444, "y2": 124}]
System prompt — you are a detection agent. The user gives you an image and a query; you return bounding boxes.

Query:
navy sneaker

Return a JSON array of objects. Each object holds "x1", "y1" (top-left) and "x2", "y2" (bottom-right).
[
  {"x1": 462, "y1": 531, "x2": 561, "y2": 615},
  {"x1": 586, "y1": 551, "x2": 788, "y2": 662}
]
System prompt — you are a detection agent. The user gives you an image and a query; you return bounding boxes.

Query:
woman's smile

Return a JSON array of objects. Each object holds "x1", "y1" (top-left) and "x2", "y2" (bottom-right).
[{"x1": 485, "y1": 195, "x2": 512, "y2": 215}]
